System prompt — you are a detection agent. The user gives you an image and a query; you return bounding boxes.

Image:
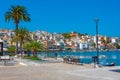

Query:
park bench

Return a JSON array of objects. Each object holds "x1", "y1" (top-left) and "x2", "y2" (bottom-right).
[
  {"x1": 0, "y1": 55, "x2": 11, "y2": 65},
  {"x1": 63, "y1": 57, "x2": 83, "y2": 65}
]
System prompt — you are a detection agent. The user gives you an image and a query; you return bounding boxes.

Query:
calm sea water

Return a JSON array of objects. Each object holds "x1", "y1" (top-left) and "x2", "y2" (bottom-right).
[{"x1": 39, "y1": 51, "x2": 120, "y2": 66}]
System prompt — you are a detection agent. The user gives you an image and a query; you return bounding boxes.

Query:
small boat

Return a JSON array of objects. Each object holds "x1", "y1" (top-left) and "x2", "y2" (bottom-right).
[{"x1": 103, "y1": 62, "x2": 115, "y2": 66}]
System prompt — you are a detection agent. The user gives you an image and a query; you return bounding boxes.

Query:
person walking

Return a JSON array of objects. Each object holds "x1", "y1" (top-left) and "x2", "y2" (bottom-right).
[{"x1": 55, "y1": 52, "x2": 58, "y2": 60}]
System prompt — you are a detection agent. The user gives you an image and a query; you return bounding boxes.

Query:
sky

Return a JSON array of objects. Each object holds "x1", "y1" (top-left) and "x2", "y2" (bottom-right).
[{"x1": 0, "y1": 0, "x2": 120, "y2": 37}]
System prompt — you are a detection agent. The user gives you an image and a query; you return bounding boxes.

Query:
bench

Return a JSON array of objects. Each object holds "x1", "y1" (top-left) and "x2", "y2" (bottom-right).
[
  {"x1": 0, "y1": 56, "x2": 11, "y2": 66},
  {"x1": 63, "y1": 57, "x2": 83, "y2": 65}
]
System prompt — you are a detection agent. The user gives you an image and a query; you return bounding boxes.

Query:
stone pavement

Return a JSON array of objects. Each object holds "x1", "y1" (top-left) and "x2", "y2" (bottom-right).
[{"x1": 0, "y1": 58, "x2": 120, "y2": 80}]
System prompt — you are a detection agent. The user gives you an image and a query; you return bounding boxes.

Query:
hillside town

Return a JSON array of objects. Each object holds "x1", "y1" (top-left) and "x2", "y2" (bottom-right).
[{"x1": 0, "y1": 28, "x2": 120, "y2": 51}]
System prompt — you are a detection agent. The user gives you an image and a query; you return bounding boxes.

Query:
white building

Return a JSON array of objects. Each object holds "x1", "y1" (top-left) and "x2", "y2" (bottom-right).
[
  {"x1": 111, "y1": 37, "x2": 118, "y2": 44},
  {"x1": 79, "y1": 43, "x2": 88, "y2": 50}
]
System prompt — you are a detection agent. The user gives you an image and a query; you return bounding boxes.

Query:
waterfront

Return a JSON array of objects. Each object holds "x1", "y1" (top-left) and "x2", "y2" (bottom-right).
[
  {"x1": 0, "y1": 57, "x2": 120, "y2": 80},
  {"x1": 41, "y1": 50, "x2": 120, "y2": 66}
]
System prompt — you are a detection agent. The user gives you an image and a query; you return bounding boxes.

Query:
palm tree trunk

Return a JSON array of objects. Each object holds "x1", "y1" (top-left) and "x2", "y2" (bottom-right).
[
  {"x1": 34, "y1": 49, "x2": 37, "y2": 57},
  {"x1": 27, "y1": 49, "x2": 30, "y2": 56},
  {"x1": 15, "y1": 23, "x2": 18, "y2": 56},
  {"x1": 20, "y1": 40, "x2": 22, "y2": 57}
]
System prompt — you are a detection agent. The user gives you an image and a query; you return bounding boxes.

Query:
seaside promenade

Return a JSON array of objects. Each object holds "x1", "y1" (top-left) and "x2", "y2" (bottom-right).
[{"x1": 0, "y1": 58, "x2": 120, "y2": 80}]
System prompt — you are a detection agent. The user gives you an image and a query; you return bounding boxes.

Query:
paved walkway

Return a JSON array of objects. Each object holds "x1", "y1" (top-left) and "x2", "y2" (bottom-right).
[{"x1": 0, "y1": 57, "x2": 120, "y2": 80}]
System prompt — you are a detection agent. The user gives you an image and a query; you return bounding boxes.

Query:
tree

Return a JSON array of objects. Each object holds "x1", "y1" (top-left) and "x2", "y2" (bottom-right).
[
  {"x1": 12, "y1": 27, "x2": 31, "y2": 56},
  {"x1": 23, "y1": 41, "x2": 44, "y2": 58},
  {"x1": 92, "y1": 42, "x2": 96, "y2": 48},
  {"x1": 24, "y1": 42, "x2": 31, "y2": 56},
  {"x1": 30, "y1": 41, "x2": 44, "y2": 57},
  {"x1": 17, "y1": 27, "x2": 31, "y2": 55},
  {"x1": 7, "y1": 45, "x2": 16, "y2": 56},
  {"x1": 5, "y1": 5, "x2": 31, "y2": 55},
  {"x1": 62, "y1": 33, "x2": 71, "y2": 39},
  {"x1": 116, "y1": 44, "x2": 120, "y2": 49}
]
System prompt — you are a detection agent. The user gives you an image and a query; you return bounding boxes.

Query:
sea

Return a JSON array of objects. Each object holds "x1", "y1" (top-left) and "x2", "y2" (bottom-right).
[{"x1": 38, "y1": 50, "x2": 120, "y2": 66}]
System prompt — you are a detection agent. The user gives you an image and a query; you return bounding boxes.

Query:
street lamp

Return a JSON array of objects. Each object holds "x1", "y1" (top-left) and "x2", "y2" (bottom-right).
[
  {"x1": 46, "y1": 35, "x2": 49, "y2": 58},
  {"x1": 95, "y1": 18, "x2": 99, "y2": 64}
]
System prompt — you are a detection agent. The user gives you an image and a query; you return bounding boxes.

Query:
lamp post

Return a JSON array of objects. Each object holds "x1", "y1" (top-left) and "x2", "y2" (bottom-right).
[
  {"x1": 46, "y1": 35, "x2": 49, "y2": 58},
  {"x1": 95, "y1": 18, "x2": 99, "y2": 64}
]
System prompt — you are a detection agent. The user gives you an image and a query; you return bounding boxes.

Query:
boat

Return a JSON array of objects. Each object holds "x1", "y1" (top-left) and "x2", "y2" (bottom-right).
[{"x1": 103, "y1": 62, "x2": 115, "y2": 66}]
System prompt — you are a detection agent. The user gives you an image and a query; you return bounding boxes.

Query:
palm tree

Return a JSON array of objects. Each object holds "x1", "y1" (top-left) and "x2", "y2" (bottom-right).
[
  {"x1": 24, "y1": 42, "x2": 31, "y2": 56},
  {"x1": 17, "y1": 27, "x2": 31, "y2": 53},
  {"x1": 30, "y1": 41, "x2": 44, "y2": 57},
  {"x1": 12, "y1": 27, "x2": 32, "y2": 56},
  {"x1": 5, "y1": 5, "x2": 31, "y2": 55}
]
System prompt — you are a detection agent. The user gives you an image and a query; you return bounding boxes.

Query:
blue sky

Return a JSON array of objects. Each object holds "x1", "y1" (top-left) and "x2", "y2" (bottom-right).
[{"x1": 0, "y1": 0, "x2": 120, "y2": 37}]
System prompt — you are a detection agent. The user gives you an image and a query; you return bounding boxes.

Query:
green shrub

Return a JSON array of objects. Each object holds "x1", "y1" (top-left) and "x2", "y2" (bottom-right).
[
  {"x1": 30, "y1": 56, "x2": 41, "y2": 60},
  {"x1": 23, "y1": 55, "x2": 41, "y2": 60},
  {"x1": 66, "y1": 48, "x2": 72, "y2": 50},
  {"x1": 116, "y1": 44, "x2": 120, "y2": 49}
]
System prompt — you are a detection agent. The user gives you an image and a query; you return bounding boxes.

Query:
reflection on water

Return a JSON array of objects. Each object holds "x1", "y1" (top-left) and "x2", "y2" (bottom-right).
[{"x1": 111, "y1": 55, "x2": 117, "y2": 59}]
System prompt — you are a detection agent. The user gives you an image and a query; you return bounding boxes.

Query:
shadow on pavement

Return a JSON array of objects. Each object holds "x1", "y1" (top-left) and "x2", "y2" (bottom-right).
[{"x1": 109, "y1": 69, "x2": 120, "y2": 73}]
